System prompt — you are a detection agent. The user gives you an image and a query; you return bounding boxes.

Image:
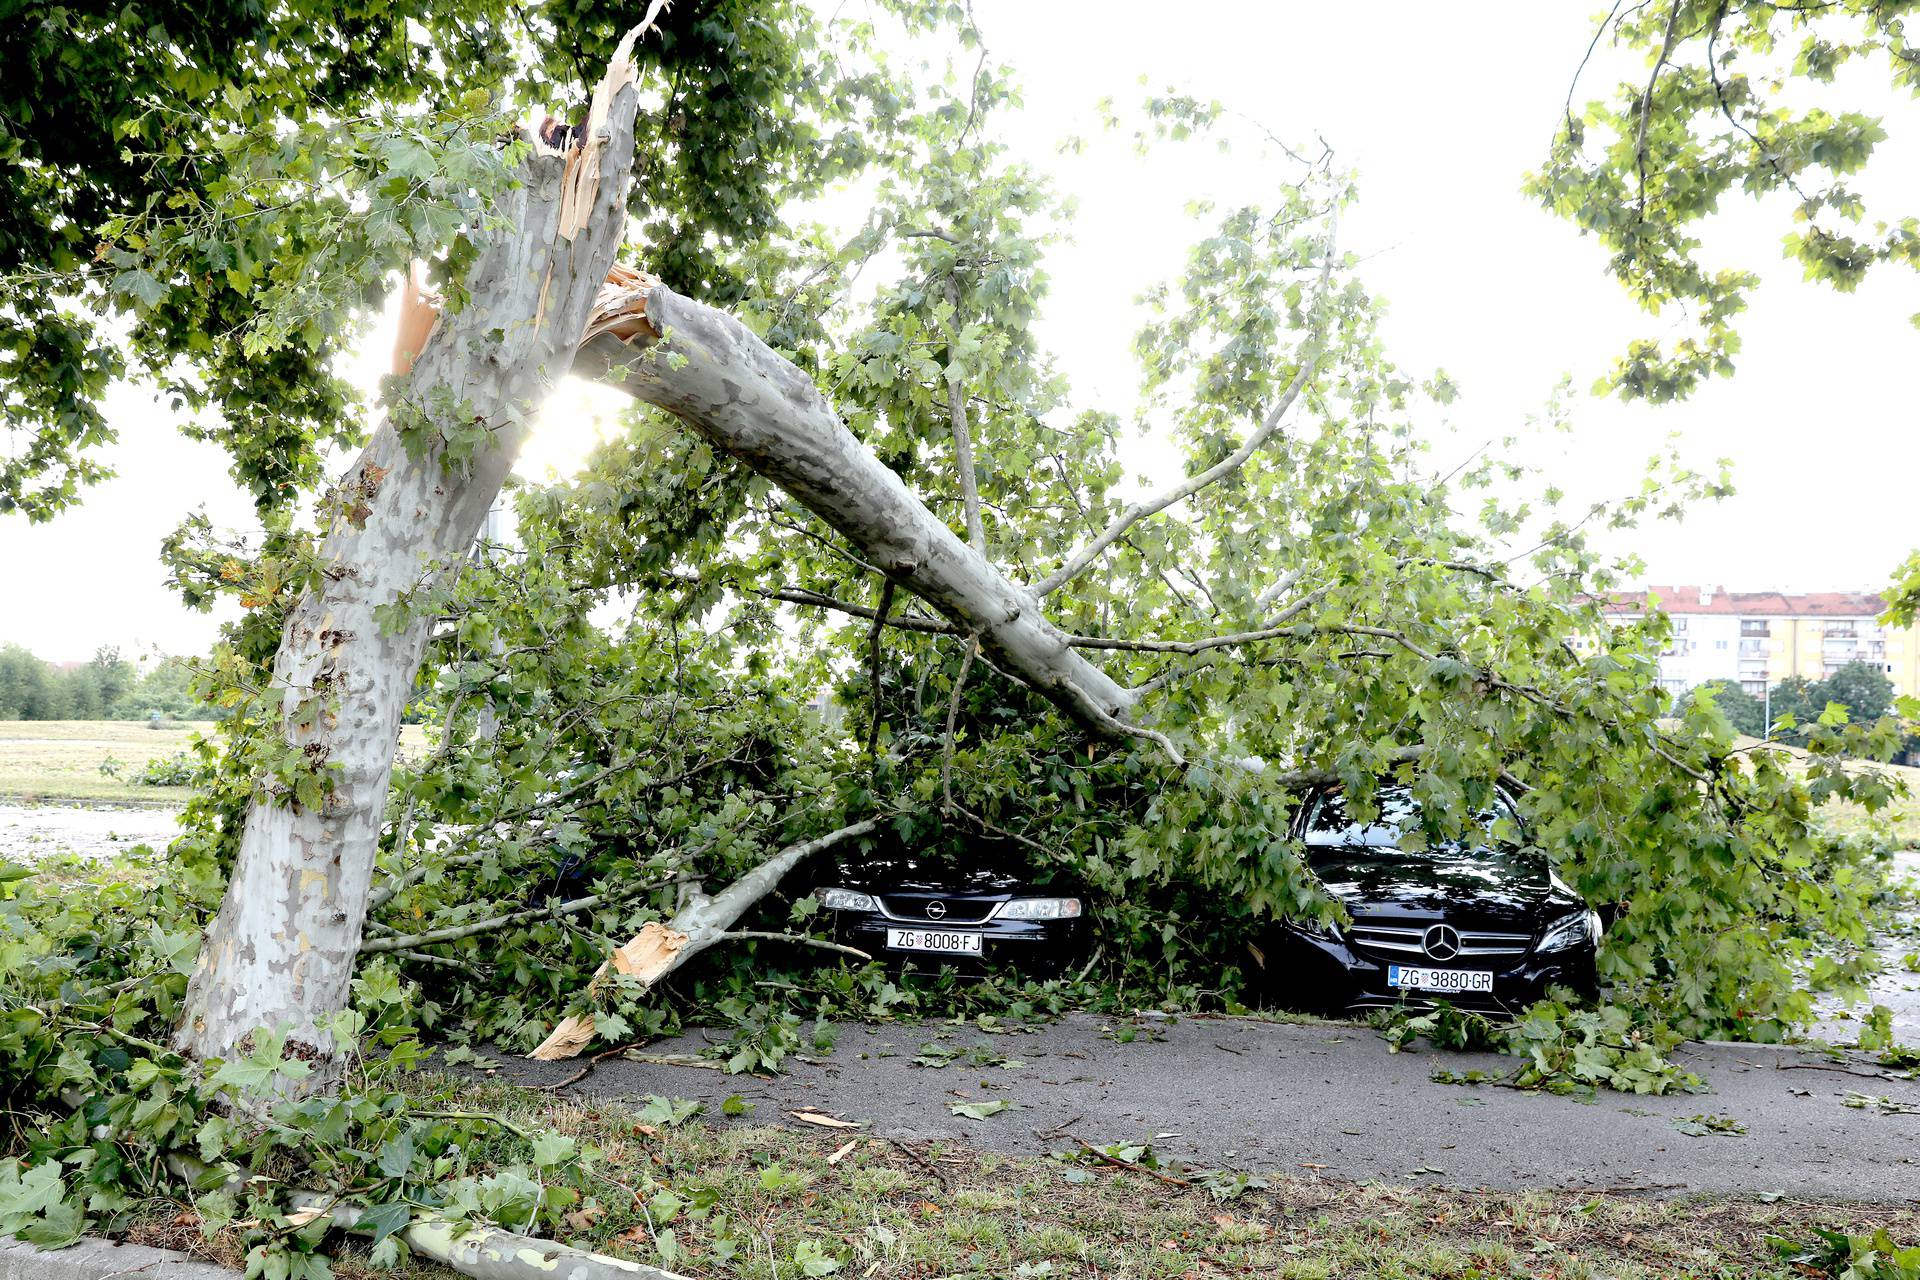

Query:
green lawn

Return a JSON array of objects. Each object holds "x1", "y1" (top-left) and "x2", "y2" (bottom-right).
[
  {"x1": 1729, "y1": 734, "x2": 1920, "y2": 846},
  {"x1": 0, "y1": 719, "x2": 210, "y2": 804},
  {"x1": 0, "y1": 720, "x2": 432, "y2": 806},
  {"x1": 128, "y1": 1076, "x2": 1919, "y2": 1280}
]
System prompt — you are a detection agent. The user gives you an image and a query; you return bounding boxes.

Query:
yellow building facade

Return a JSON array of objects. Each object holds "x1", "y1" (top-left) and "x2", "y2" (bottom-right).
[{"x1": 1610, "y1": 586, "x2": 1920, "y2": 699}]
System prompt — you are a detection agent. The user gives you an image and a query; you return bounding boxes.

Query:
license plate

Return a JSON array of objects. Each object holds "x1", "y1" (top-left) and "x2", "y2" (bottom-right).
[
  {"x1": 1387, "y1": 964, "x2": 1493, "y2": 994},
  {"x1": 886, "y1": 928, "x2": 984, "y2": 955}
]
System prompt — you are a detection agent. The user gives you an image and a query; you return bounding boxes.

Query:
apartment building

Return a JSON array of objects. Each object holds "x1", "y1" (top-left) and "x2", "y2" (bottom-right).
[{"x1": 1606, "y1": 585, "x2": 1920, "y2": 699}]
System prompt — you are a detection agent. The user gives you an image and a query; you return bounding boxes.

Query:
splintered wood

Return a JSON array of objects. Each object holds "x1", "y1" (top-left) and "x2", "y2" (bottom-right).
[
  {"x1": 527, "y1": 921, "x2": 689, "y2": 1061},
  {"x1": 390, "y1": 262, "x2": 441, "y2": 376},
  {"x1": 583, "y1": 262, "x2": 661, "y2": 344},
  {"x1": 555, "y1": 21, "x2": 644, "y2": 240}
]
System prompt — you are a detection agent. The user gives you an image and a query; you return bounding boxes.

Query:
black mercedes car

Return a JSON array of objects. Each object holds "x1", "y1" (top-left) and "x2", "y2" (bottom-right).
[
  {"x1": 1258, "y1": 784, "x2": 1601, "y2": 1015},
  {"x1": 812, "y1": 840, "x2": 1089, "y2": 976}
]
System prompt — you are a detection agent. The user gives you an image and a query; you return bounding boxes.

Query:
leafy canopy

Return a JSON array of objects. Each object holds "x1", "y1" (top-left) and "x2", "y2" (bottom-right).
[
  {"x1": 2, "y1": 0, "x2": 902, "y2": 517},
  {"x1": 1529, "y1": 0, "x2": 1919, "y2": 402},
  {"x1": 3, "y1": 4, "x2": 1918, "y2": 1273}
]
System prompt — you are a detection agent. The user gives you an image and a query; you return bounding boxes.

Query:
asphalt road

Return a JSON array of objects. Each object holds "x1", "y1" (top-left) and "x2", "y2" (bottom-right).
[{"x1": 486, "y1": 1013, "x2": 1920, "y2": 1203}]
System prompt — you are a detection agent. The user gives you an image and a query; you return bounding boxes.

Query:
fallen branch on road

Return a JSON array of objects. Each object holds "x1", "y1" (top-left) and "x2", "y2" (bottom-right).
[
  {"x1": 528, "y1": 818, "x2": 881, "y2": 1060},
  {"x1": 1049, "y1": 1131, "x2": 1193, "y2": 1188}
]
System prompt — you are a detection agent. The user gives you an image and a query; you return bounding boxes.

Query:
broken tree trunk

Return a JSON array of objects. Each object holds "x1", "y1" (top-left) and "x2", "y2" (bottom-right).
[
  {"x1": 173, "y1": 39, "x2": 648, "y2": 1087},
  {"x1": 529, "y1": 818, "x2": 879, "y2": 1060},
  {"x1": 574, "y1": 278, "x2": 1139, "y2": 737},
  {"x1": 298, "y1": 1195, "x2": 686, "y2": 1280},
  {"x1": 157, "y1": 1149, "x2": 687, "y2": 1280}
]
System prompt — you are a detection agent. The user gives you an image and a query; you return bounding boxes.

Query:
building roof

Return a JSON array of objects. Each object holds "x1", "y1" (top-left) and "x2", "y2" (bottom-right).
[{"x1": 1608, "y1": 585, "x2": 1886, "y2": 618}]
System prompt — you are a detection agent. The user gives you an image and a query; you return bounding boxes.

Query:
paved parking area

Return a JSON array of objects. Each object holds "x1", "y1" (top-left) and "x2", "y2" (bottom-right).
[{"x1": 487, "y1": 1012, "x2": 1920, "y2": 1202}]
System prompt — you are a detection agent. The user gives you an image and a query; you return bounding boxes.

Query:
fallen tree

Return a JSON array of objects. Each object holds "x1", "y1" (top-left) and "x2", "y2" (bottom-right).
[
  {"x1": 173, "y1": 31, "x2": 652, "y2": 1083},
  {"x1": 5, "y1": 6, "x2": 1915, "y2": 1275}
]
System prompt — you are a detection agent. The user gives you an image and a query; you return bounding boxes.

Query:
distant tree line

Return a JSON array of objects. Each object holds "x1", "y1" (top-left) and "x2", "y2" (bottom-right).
[
  {"x1": 0, "y1": 645, "x2": 214, "y2": 721},
  {"x1": 1689, "y1": 661, "x2": 1904, "y2": 755}
]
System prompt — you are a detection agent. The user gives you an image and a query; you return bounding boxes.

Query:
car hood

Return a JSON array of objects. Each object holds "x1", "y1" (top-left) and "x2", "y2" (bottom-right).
[
  {"x1": 829, "y1": 851, "x2": 1040, "y2": 895},
  {"x1": 1309, "y1": 844, "x2": 1579, "y2": 925}
]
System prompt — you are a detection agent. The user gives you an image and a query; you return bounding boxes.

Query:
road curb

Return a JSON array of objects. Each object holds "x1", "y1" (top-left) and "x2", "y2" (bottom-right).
[{"x1": 0, "y1": 1235, "x2": 239, "y2": 1279}]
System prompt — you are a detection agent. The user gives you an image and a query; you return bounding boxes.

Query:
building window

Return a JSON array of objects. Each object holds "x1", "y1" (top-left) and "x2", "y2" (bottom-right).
[
  {"x1": 1715, "y1": 639, "x2": 1729, "y2": 650},
  {"x1": 1827, "y1": 622, "x2": 1857, "y2": 639},
  {"x1": 1740, "y1": 620, "x2": 1769, "y2": 637},
  {"x1": 1740, "y1": 680, "x2": 1766, "y2": 696},
  {"x1": 1673, "y1": 618, "x2": 1689, "y2": 632}
]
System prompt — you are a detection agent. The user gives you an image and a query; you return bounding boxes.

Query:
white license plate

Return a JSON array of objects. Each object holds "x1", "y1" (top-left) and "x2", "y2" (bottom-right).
[
  {"x1": 886, "y1": 928, "x2": 984, "y2": 955},
  {"x1": 1387, "y1": 965, "x2": 1494, "y2": 994}
]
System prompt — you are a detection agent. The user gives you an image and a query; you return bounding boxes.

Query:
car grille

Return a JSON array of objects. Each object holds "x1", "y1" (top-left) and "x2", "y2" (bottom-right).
[
  {"x1": 878, "y1": 896, "x2": 995, "y2": 925},
  {"x1": 1346, "y1": 923, "x2": 1533, "y2": 963}
]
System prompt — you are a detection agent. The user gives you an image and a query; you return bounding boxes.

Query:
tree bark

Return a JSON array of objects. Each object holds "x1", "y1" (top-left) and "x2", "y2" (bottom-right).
[
  {"x1": 173, "y1": 46, "x2": 647, "y2": 1084},
  {"x1": 576, "y1": 284, "x2": 1138, "y2": 736}
]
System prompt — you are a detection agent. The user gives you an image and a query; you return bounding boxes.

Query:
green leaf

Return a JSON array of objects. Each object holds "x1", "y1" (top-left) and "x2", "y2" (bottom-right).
[
  {"x1": 793, "y1": 1239, "x2": 841, "y2": 1275},
  {"x1": 357, "y1": 1200, "x2": 412, "y2": 1245},
  {"x1": 635, "y1": 1096, "x2": 701, "y2": 1128},
  {"x1": 530, "y1": 1132, "x2": 576, "y2": 1167},
  {"x1": 377, "y1": 1130, "x2": 416, "y2": 1179}
]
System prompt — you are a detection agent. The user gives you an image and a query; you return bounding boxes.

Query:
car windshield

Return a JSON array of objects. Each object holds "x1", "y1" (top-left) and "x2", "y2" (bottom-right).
[{"x1": 1304, "y1": 786, "x2": 1522, "y2": 852}]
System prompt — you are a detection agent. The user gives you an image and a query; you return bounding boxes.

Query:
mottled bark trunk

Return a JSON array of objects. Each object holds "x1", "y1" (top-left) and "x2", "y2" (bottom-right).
[
  {"x1": 576, "y1": 285, "x2": 1137, "y2": 734},
  {"x1": 174, "y1": 58, "x2": 645, "y2": 1084}
]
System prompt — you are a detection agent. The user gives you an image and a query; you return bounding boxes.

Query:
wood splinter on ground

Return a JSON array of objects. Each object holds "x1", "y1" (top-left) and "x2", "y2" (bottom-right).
[
  {"x1": 527, "y1": 819, "x2": 881, "y2": 1062},
  {"x1": 529, "y1": 921, "x2": 687, "y2": 1060}
]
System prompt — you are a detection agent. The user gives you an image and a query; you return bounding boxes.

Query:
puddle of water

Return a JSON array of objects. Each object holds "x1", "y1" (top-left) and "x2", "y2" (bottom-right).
[
  {"x1": 0, "y1": 802, "x2": 185, "y2": 866},
  {"x1": 1808, "y1": 850, "x2": 1920, "y2": 1044}
]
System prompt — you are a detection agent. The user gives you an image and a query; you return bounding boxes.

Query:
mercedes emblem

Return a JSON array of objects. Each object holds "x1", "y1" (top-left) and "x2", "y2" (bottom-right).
[{"x1": 1422, "y1": 923, "x2": 1461, "y2": 962}]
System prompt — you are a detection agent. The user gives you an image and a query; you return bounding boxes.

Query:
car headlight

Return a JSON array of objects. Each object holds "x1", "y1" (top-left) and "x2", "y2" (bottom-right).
[
  {"x1": 1538, "y1": 908, "x2": 1601, "y2": 953},
  {"x1": 820, "y1": 888, "x2": 877, "y2": 911},
  {"x1": 993, "y1": 897, "x2": 1083, "y2": 921},
  {"x1": 1296, "y1": 917, "x2": 1341, "y2": 941}
]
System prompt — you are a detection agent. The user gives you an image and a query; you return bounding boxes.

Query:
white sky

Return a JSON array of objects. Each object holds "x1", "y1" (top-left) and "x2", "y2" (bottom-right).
[{"x1": 4, "y1": 0, "x2": 1916, "y2": 662}]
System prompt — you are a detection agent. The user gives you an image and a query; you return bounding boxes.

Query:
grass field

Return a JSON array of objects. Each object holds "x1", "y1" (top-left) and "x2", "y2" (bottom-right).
[
  {"x1": 0, "y1": 720, "x2": 431, "y2": 806},
  {"x1": 124, "y1": 1076, "x2": 1920, "y2": 1280},
  {"x1": 0, "y1": 719, "x2": 211, "y2": 805},
  {"x1": 1729, "y1": 734, "x2": 1920, "y2": 846}
]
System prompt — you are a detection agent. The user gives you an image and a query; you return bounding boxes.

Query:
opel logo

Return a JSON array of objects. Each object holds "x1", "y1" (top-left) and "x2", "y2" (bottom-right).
[
  {"x1": 1422, "y1": 924, "x2": 1461, "y2": 962},
  {"x1": 925, "y1": 901, "x2": 948, "y2": 920}
]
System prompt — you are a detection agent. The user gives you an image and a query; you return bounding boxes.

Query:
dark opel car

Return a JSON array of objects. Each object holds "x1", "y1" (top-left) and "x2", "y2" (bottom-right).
[
  {"x1": 814, "y1": 841, "x2": 1089, "y2": 975},
  {"x1": 1260, "y1": 784, "x2": 1600, "y2": 1015}
]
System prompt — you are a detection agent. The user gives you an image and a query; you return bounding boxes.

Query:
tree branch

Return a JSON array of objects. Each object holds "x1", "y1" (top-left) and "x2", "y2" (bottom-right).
[
  {"x1": 1633, "y1": 1, "x2": 1686, "y2": 220},
  {"x1": 1258, "y1": 743, "x2": 1427, "y2": 788},
  {"x1": 768, "y1": 586, "x2": 955, "y2": 634},
  {"x1": 715, "y1": 930, "x2": 873, "y2": 962},
  {"x1": 1074, "y1": 586, "x2": 1332, "y2": 660},
  {"x1": 1027, "y1": 207, "x2": 1340, "y2": 599},
  {"x1": 944, "y1": 276, "x2": 987, "y2": 554},
  {"x1": 942, "y1": 638, "x2": 979, "y2": 813},
  {"x1": 866, "y1": 577, "x2": 896, "y2": 758},
  {"x1": 527, "y1": 818, "x2": 882, "y2": 1060},
  {"x1": 360, "y1": 878, "x2": 663, "y2": 954},
  {"x1": 578, "y1": 278, "x2": 1136, "y2": 734}
]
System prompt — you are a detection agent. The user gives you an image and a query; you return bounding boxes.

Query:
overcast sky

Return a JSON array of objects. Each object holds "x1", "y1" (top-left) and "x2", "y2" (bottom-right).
[{"x1": 4, "y1": 1, "x2": 1915, "y2": 662}]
